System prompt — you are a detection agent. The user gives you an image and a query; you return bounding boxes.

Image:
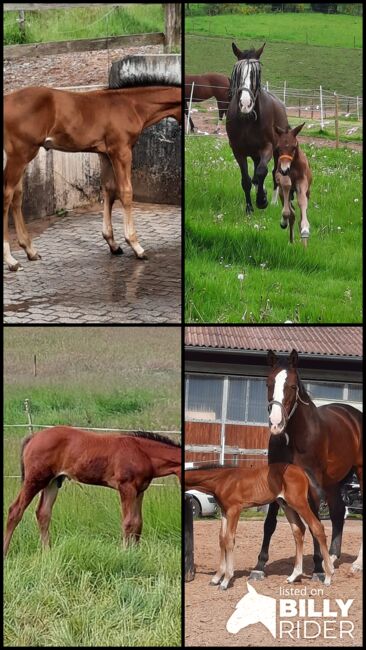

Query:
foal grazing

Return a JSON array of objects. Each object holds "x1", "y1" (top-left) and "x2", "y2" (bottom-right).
[
  {"x1": 4, "y1": 74, "x2": 181, "y2": 271},
  {"x1": 4, "y1": 427, "x2": 181, "y2": 555},
  {"x1": 273, "y1": 123, "x2": 312, "y2": 245},
  {"x1": 185, "y1": 463, "x2": 334, "y2": 589},
  {"x1": 184, "y1": 73, "x2": 230, "y2": 132},
  {"x1": 226, "y1": 42, "x2": 289, "y2": 214}
]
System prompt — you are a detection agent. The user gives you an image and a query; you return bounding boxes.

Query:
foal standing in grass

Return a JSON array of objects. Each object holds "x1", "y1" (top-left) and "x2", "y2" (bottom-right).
[
  {"x1": 272, "y1": 122, "x2": 312, "y2": 245},
  {"x1": 4, "y1": 427, "x2": 181, "y2": 555}
]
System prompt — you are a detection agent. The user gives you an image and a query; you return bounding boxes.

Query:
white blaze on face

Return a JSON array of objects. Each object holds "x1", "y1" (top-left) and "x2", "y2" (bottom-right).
[
  {"x1": 239, "y1": 64, "x2": 253, "y2": 113},
  {"x1": 269, "y1": 369, "x2": 287, "y2": 434},
  {"x1": 280, "y1": 158, "x2": 291, "y2": 173}
]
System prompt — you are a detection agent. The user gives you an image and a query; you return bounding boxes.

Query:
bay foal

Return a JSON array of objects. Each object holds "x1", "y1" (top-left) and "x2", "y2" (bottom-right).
[
  {"x1": 4, "y1": 427, "x2": 181, "y2": 555},
  {"x1": 272, "y1": 122, "x2": 312, "y2": 245},
  {"x1": 4, "y1": 82, "x2": 181, "y2": 271},
  {"x1": 185, "y1": 463, "x2": 334, "y2": 590}
]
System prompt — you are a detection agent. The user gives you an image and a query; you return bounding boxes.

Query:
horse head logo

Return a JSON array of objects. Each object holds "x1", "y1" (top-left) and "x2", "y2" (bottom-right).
[{"x1": 226, "y1": 582, "x2": 277, "y2": 637}]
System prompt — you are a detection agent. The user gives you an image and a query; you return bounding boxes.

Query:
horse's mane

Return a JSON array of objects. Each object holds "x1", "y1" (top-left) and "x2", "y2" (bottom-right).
[
  {"x1": 130, "y1": 430, "x2": 181, "y2": 447},
  {"x1": 108, "y1": 56, "x2": 181, "y2": 89},
  {"x1": 229, "y1": 59, "x2": 262, "y2": 99}
]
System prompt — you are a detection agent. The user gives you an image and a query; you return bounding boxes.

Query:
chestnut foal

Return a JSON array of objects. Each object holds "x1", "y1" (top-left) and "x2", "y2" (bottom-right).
[
  {"x1": 272, "y1": 122, "x2": 312, "y2": 246},
  {"x1": 4, "y1": 427, "x2": 181, "y2": 555},
  {"x1": 185, "y1": 462, "x2": 334, "y2": 590},
  {"x1": 4, "y1": 82, "x2": 181, "y2": 271}
]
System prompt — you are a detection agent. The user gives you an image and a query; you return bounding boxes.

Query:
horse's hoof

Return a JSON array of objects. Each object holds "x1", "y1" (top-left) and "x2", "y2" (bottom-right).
[
  {"x1": 280, "y1": 222, "x2": 288, "y2": 230},
  {"x1": 246, "y1": 205, "x2": 254, "y2": 215},
  {"x1": 249, "y1": 570, "x2": 265, "y2": 581},
  {"x1": 27, "y1": 252, "x2": 41, "y2": 261},
  {"x1": 111, "y1": 246, "x2": 123, "y2": 256},
  {"x1": 257, "y1": 200, "x2": 268, "y2": 210},
  {"x1": 136, "y1": 252, "x2": 148, "y2": 260},
  {"x1": 8, "y1": 261, "x2": 21, "y2": 272},
  {"x1": 219, "y1": 583, "x2": 228, "y2": 591},
  {"x1": 311, "y1": 572, "x2": 326, "y2": 582}
]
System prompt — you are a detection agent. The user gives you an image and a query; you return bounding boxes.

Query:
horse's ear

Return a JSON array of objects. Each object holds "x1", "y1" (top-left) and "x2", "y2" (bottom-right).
[
  {"x1": 291, "y1": 122, "x2": 306, "y2": 138},
  {"x1": 232, "y1": 42, "x2": 242, "y2": 59},
  {"x1": 289, "y1": 349, "x2": 299, "y2": 368},
  {"x1": 255, "y1": 42, "x2": 266, "y2": 59},
  {"x1": 275, "y1": 125, "x2": 285, "y2": 135},
  {"x1": 267, "y1": 350, "x2": 278, "y2": 367}
]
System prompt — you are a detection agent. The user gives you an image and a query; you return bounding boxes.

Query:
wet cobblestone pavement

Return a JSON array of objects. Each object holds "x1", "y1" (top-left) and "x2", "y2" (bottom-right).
[{"x1": 4, "y1": 202, "x2": 181, "y2": 324}]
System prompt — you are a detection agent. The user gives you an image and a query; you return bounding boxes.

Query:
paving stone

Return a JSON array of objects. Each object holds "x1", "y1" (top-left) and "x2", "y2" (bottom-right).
[{"x1": 4, "y1": 203, "x2": 181, "y2": 324}]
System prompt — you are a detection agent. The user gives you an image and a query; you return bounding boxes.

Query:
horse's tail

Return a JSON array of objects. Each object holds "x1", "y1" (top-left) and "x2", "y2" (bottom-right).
[{"x1": 20, "y1": 435, "x2": 33, "y2": 482}]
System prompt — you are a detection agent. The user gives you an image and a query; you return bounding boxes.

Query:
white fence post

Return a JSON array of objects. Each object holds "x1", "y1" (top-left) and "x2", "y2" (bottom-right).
[
  {"x1": 266, "y1": 81, "x2": 269, "y2": 91},
  {"x1": 283, "y1": 80, "x2": 286, "y2": 106},
  {"x1": 186, "y1": 81, "x2": 195, "y2": 135},
  {"x1": 320, "y1": 85, "x2": 324, "y2": 130},
  {"x1": 24, "y1": 399, "x2": 34, "y2": 435}
]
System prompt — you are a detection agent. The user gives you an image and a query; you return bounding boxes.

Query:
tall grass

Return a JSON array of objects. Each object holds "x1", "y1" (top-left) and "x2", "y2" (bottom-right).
[
  {"x1": 4, "y1": 326, "x2": 181, "y2": 647},
  {"x1": 185, "y1": 137, "x2": 362, "y2": 323},
  {"x1": 4, "y1": 5, "x2": 164, "y2": 45}
]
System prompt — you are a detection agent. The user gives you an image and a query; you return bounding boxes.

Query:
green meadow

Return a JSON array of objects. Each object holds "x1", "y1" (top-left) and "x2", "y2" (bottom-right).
[
  {"x1": 185, "y1": 137, "x2": 362, "y2": 323},
  {"x1": 4, "y1": 327, "x2": 181, "y2": 647}
]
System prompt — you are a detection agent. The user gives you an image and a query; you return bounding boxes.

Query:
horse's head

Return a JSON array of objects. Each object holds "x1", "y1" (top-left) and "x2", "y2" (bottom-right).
[
  {"x1": 274, "y1": 123, "x2": 305, "y2": 174},
  {"x1": 229, "y1": 43, "x2": 265, "y2": 115},
  {"x1": 266, "y1": 348, "x2": 307, "y2": 435}
]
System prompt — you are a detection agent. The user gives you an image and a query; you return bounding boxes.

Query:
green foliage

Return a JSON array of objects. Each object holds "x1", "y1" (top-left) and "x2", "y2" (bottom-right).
[
  {"x1": 185, "y1": 137, "x2": 362, "y2": 323},
  {"x1": 4, "y1": 5, "x2": 163, "y2": 45}
]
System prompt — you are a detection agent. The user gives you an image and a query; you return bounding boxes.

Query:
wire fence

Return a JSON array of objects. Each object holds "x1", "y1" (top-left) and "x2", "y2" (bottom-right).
[{"x1": 185, "y1": 81, "x2": 363, "y2": 144}]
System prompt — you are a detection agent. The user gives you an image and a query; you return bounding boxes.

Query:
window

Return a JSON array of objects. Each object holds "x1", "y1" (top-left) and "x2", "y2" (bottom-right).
[
  {"x1": 348, "y1": 384, "x2": 362, "y2": 402},
  {"x1": 185, "y1": 375, "x2": 223, "y2": 421},
  {"x1": 307, "y1": 381, "x2": 344, "y2": 400}
]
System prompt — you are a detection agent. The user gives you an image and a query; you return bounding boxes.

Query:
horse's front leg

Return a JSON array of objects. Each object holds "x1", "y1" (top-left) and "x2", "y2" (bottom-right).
[
  {"x1": 282, "y1": 504, "x2": 305, "y2": 583},
  {"x1": 233, "y1": 151, "x2": 253, "y2": 214},
  {"x1": 118, "y1": 483, "x2": 144, "y2": 545},
  {"x1": 99, "y1": 154, "x2": 123, "y2": 255},
  {"x1": 255, "y1": 144, "x2": 273, "y2": 209},
  {"x1": 210, "y1": 514, "x2": 227, "y2": 586},
  {"x1": 326, "y1": 484, "x2": 346, "y2": 566},
  {"x1": 109, "y1": 150, "x2": 147, "y2": 260},
  {"x1": 296, "y1": 182, "x2": 310, "y2": 245},
  {"x1": 276, "y1": 172, "x2": 294, "y2": 239},
  {"x1": 219, "y1": 507, "x2": 241, "y2": 590},
  {"x1": 250, "y1": 501, "x2": 280, "y2": 579}
]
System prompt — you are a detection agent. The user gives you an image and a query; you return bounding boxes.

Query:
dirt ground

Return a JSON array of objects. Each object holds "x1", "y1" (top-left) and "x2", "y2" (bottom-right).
[
  {"x1": 185, "y1": 519, "x2": 362, "y2": 647},
  {"x1": 186, "y1": 100, "x2": 362, "y2": 152}
]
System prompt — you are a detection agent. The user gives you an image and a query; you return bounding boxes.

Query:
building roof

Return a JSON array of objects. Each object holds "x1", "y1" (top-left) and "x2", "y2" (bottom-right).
[{"x1": 185, "y1": 327, "x2": 362, "y2": 358}]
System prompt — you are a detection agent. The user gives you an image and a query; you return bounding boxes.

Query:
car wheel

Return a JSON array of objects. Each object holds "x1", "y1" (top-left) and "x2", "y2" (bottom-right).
[{"x1": 190, "y1": 497, "x2": 202, "y2": 519}]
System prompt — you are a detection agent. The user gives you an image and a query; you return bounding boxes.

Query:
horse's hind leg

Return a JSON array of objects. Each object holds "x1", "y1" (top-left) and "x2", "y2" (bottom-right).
[
  {"x1": 36, "y1": 479, "x2": 60, "y2": 549},
  {"x1": 210, "y1": 514, "x2": 228, "y2": 586},
  {"x1": 4, "y1": 480, "x2": 45, "y2": 556},
  {"x1": 119, "y1": 483, "x2": 145, "y2": 545},
  {"x1": 350, "y1": 465, "x2": 362, "y2": 574},
  {"x1": 282, "y1": 504, "x2": 305, "y2": 583},
  {"x1": 250, "y1": 501, "x2": 279, "y2": 579},
  {"x1": 4, "y1": 159, "x2": 25, "y2": 271},
  {"x1": 110, "y1": 151, "x2": 147, "y2": 260},
  {"x1": 99, "y1": 154, "x2": 123, "y2": 255},
  {"x1": 326, "y1": 484, "x2": 346, "y2": 566},
  {"x1": 12, "y1": 178, "x2": 41, "y2": 262}
]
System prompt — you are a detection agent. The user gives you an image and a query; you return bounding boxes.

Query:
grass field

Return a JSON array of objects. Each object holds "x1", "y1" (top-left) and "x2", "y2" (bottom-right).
[
  {"x1": 4, "y1": 327, "x2": 181, "y2": 647},
  {"x1": 185, "y1": 34, "x2": 362, "y2": 97},
  {"x1": 4, "y1": 5, "x2": 164, "y2": 45},
  {"x1": 185, "y1": 12, "x2": 362, "y2": 49},
  {"x1": 185, "y1": 137, "x2": 362, "y2": 323}
]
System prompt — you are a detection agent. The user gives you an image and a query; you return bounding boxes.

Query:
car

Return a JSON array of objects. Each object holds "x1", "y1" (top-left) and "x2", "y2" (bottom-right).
[{"x1": 185, "y1": 489, "x2": 218, "y2": 518}]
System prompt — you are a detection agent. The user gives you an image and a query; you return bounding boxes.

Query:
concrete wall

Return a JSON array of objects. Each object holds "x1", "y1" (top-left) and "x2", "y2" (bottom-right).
[{"x1": 21, "y1": 54, "x2": 181, "y2": 219}]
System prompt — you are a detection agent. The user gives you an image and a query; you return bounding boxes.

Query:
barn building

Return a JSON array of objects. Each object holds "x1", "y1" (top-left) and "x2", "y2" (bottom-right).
[{"x1": 185, "y1": 326, "x2": 362, "y2": 467}]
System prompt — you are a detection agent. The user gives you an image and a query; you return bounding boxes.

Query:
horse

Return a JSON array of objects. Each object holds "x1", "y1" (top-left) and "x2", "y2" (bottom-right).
[
  {"x1": 226, "y1": 42, "x2": 289, "y2": 214},
  {"x1": 184, "y1": 73, "x2": 230, "y2": 132},
  {"x1": 250, "y1": 349, "x2": 363, "y2": 581},
  {"x1": 272, "y1": 122, "x2": 312, "y2": 245},
  {"x1": 185, "y1": 462, "x2": 334, "y2": 590},
  {"x1": 4, "y1": 426, "x2": 181, "y2": 555},
  {"x1": 4, "y1": 69, "x2": 181, "y2": 271}
]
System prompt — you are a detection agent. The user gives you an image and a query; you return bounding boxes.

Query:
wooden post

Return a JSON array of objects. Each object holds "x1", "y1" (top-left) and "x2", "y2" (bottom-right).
[
  {"x1": 164, "y1": 3, "x2": 181, "y2": 53},
  {"x1": 356, "y1": 96, "x2": 359, "y2": 120},
  {"x1": 17, "y1": 9, "x2": 26, "y2": 40},
  {"x1": 185, "y1": 495, "x2": 195, "y2": 582},
  {"x1": 311, "y1": 94, "x2": 314, "y2": 119},
  {"x1": 298, "y1": 96, "x2": 301, "y2": 118},
  {"x1": 334, "y1": 93, "x2": 339, "y2": 148},
  {"x1": 24, "y1": 399, "x2": 34, "y2": 435},
  {"x1": 34, "y1": 354, "x2": 37, "y2": 377}
]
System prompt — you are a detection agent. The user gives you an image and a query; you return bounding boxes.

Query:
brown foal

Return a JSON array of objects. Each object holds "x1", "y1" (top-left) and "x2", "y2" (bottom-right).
[
  {"x1": 4, "y1": 84, "x2": 181, "y2": 271},
  {"x1": 4, "y1": 427, "x2": 181, "y2": 555},
  {"x1": 272, "y1": 122, "x2": 312, "y2": 245},
  {"x1": 185, "y1": 463, "x2": 334, "y2": 590}
]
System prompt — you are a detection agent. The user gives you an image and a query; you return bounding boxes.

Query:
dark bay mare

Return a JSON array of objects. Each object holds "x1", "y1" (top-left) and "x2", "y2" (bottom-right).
[
  {"x1": 4, "y1": 64, "x2": 181, "y2": 271},
  {"x1": 251, "y1": 349, "x2": 363, "y2": 580},
  {"x1": 184, "y1": 73, "x2": 230, "y2": 132},
  {"x1": 226, "y1": 42, "x2": 289, "y2": 214},
  {"x1": 185, "y1": 463, "x2": 334, "y2": 590},
  {"x1": 4, "y1": 427, "x2": 181, "y2": 555}
]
